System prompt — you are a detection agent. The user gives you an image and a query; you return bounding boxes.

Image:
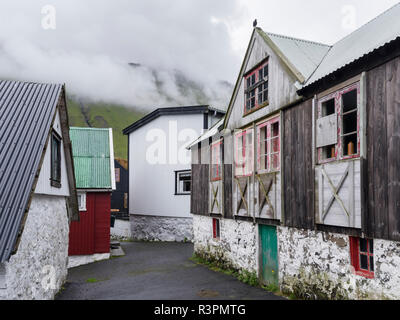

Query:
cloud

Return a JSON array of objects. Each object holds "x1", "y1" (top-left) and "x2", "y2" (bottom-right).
[
  {"x1": 0, "y1": 0, "x2": 397, "y2": 109},
  {"x1": 0, "y1": 0, "x2": 242, "y2": 109}
]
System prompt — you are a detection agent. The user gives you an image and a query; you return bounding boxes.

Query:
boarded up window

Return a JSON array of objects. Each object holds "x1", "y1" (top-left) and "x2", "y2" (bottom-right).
[
  {"x1": 317, "y1": 82, "x2": 360, "y2": 163},
  {"x1": 211, "y1": 140, "x2": 222, "y2": 181}
]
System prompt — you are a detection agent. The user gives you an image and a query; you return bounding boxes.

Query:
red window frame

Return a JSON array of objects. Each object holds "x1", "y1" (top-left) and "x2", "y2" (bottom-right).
[
  {"x1": 317, "y1": 82, "x2": 360, "y2": 164},
  {"x1": 257, "y1": 116, "x2": 280, "y2": 172},
  {"x1": 350, "y1": 237, "x2": 374, "y2": 279},
  {"x1": 212, "y1": 218, "x2": 220, "y2": 239},
  {"x1": 235, "y1": 129, "x2": 253, "y2": 177},
  {"x1": 244, "y1": 60, "x2": 269, "y2": 115},
  {"x1": 211, "y1": 140, "x2": 222, "y2": 181}
]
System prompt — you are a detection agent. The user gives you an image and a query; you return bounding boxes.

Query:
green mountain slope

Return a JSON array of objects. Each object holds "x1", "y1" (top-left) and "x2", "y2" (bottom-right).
[{"x1": 66, "y1": 96, "x2": 144, "y2": 160}]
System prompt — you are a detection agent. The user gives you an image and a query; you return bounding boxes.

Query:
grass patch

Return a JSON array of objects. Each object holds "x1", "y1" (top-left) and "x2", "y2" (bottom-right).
[
  {"x1": 191, "y1": 253, "x2": 291, "y2": 299},
  {"x1": 86, "y1": 277, "x2": 108, "y2": 283}
]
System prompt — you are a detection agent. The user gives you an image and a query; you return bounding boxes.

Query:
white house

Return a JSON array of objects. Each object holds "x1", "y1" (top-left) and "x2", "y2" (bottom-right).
[
  {"x1": 0, "y1": 80, "x2": 78, "y2": 300},
  {"x1": 123, "y1": 105, "x2": 224, "y2": 242}
]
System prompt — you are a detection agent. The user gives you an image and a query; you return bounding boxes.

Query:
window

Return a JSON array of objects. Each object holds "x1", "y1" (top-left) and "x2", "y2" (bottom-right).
[
  {"x1": 350, "y1": 237, "x2": 374, "y2": 279},
  {"x1": 50, "y1": 131, "x2": 61, "y2": 188},
  {"x1": 212, "y1": 218, "x2": 220, "y2": 239},
  {"x1": 317, "y1": 83, "x2": 360, "y2": 163},
  {"x1": 235, "y1": 129, "x2": 253, "y2": 177},
  {"x1": 244, "y1": 60, "x2": 269, "y2": 114},
  {"x1": 77, "y1": 192, "x2": 86, "y2": 211},
  {"x1": 257, "y1": 117, "x2": 280, "y2": 172},
  {"x1": 211, "y1": 140, "x2": 222, "y2": 181},
  {"x1": 115, "y1": 168, "x2": 120, "y2": 183},
  {"x1": 175, "y1": 170, "x2": 191, "y2": 195}
]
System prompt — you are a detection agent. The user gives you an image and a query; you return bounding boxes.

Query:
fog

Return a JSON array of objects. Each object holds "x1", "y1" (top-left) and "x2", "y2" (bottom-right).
[{"x1": 0, "y1": 0, "x2": 397, "y2": 110}]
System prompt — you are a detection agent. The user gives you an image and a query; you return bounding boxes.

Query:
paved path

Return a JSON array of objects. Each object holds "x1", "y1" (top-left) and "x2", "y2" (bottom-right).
[{"x1": 56, "y1": 242, "x2": 285, "y2": 300}]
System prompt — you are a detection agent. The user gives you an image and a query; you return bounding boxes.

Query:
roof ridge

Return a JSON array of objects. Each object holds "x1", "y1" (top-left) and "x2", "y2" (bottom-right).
[
  {"x1": 330, "y1": 2, "x2": 400, "y2": 47},
  {"x1": 263, "y1": 30, "x2": 331, "y2": 47}
]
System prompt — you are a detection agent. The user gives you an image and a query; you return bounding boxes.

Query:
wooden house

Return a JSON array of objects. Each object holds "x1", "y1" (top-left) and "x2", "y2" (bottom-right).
[
  {"x1": 0, "y1": 80, "x2": 78, "y2": 300},
  {"x1": 68, "y1": 127, "x2": 116, "y2": 267},
  {"x1": 189, "y1": 4, "x2": 400, "y2": 299},
  {"x1": 123, "y1": 106, "x2": 224, "y2": 242}
]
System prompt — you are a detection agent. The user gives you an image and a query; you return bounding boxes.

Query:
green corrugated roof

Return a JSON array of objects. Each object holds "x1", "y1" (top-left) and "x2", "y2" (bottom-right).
[{"x1": 70, "y1": 127, "x2": 112, "y2": 189}]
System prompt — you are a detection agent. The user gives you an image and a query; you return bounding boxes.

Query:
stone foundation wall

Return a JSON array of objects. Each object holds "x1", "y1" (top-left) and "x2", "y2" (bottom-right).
[
  {"x1": 278, "y1": 227, "x2": 400, "y2": 300},
  {"x1": 0, "y1": 194, "x2": 69, "y2": 300},
  {"x1": 192, "y1": 215, "x2": 257, "y2": 273},
  {"x1": 130, "y1": 214, "x2": 193, "y2": 242},
  {"x1": 191, "y1": 215, "x2": 400, "y2": 300}
]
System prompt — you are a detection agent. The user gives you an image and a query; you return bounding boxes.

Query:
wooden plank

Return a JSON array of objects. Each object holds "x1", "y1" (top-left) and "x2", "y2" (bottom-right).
[
  {"x1": 224, "y1": 164, "x2": 233, "y2": 219},
  {"x1": 367, "y1": 63, "x2": 388, "y2": 239},
  {"x1": 386, "y1": 57, "x2": 400, "y2": 241}
]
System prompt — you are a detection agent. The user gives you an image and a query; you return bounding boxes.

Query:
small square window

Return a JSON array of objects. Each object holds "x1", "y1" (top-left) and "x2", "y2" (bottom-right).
[
  {"x1": 213, "y1": 218, "x2": 220, "y2": 239},
  {"x1": 350, "y1": 237, "x2": 374, "y2": 279},
  {"x1": 175, "y1": 171, "x2": 191, "y2": 195}
]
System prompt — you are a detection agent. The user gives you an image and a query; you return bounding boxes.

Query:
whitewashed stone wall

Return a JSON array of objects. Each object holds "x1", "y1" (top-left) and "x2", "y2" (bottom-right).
[
  {"x1": 130, "y1": 215, "x2": 193, "y2": 242},
  {"x1": 278, "y1": 226, "x2": 400, "y2": 300},
  {"x1": 193, "y1": 215, "x2": 257, "y2": 273},
  {"x1": 0, "y1": 195, "x2": 69, "y2": 300},
  {"x1": 111, "y1": 219, "x2": 132, "y2": 241}
]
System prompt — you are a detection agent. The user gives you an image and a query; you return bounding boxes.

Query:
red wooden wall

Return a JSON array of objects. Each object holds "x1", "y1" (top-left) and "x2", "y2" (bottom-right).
[{"x1": 68, "y1": 192, "x2": 111, "y2": 255}]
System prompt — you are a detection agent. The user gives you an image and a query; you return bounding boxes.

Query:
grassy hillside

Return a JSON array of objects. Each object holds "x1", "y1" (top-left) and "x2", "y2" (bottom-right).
[{"x1": 66, "y1": 97, "x2": 144, "y2": 160}]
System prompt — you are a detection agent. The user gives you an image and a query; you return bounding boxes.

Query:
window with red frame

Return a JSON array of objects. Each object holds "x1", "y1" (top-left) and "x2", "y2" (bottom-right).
[
  {"x1": 212, "y1": 218, "x2": 220, "y2": 239},
  {"x1": 317, "y1": 83, "x2": 360, "y2": 163},
  {"x1": 211, "y1": 140, "x2": 222, "y2": 181},
  {"x1": 350, "y1": 237, "x2": 374, "y2": 279},
  {"x1": 235, "y1": 129, "x2": 253, "y2": 177},
  {"x1": 257, "y1": 117, "x2": 280, "y2": 172},
  {"x1": 244, "y1": 60, "x2": 269, "y2": 114}
]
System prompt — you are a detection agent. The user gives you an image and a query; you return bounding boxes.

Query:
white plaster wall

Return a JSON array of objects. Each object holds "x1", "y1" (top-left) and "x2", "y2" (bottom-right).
[
  {"x1": 35, "y1": 110, "x2": 70, "y2": 197},
  {"x1": 128, "y1": 114, "x2": 204, "y2": 218},
  {"x1": 111, "y1": 219, "x2": 132, "y2": 240},
  {"x1": 278, "y1": 226, "x2": 400, "y2": 300},
  {"x1": 68, "y1": 253, "x2": 110, "y2": 269},
  {"x1": 193, "y1": 215, "x2": 257, "y2": 273},
  {"x1": 0, "y1": 194, "x2": 69, "y2": 300},
  {"x1": 131, "y1": 214, "x2": 193, "y2": 242}
]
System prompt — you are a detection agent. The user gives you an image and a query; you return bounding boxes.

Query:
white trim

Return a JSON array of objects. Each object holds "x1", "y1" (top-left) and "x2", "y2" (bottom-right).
[
  {"x1": 77, "y1": 192, "x2": 86, "y2": 212},
  {"x1": 109, "y1": 128, "x2": 116, "y2": 190}
]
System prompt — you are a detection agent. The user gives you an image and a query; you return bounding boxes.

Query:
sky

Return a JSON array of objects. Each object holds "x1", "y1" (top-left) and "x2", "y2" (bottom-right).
[{"x1": 0, "y1": 0, "x2": 398, "y2": 109}]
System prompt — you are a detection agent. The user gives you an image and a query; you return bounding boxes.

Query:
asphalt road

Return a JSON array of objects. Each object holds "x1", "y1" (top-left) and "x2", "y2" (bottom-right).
[{"x1": 56, "y1": 242, "x2": 285, "y2": 300}]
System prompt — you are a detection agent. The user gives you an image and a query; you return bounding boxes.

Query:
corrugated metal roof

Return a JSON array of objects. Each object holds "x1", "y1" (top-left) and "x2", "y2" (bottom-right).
[
  {"x1": 70, "y1": 127, "x2": 112, "y2": 189},
  {"x1": 305, "y1": 3, "x2": 400, "y2": 86},
  {"x1": 0, "y1": 80, "x2": 63, "y2": 263},
  {"x1": 257, "y1": 29, "x2": 331, "y2": 81}
]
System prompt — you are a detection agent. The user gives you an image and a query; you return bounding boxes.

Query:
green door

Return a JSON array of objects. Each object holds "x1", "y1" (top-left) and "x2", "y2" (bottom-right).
[{"x1": 259, "y1": 225, "x2": 279, "y2": 287}]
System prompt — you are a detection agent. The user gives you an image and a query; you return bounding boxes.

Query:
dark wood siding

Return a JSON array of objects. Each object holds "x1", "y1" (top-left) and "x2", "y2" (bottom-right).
[
  {"x1": 223, "y1": 164, "x2": 233, "y2": 219},
  {"x1": 191, "y1": 164, "x2": 209, "y2": 215},
  {"x1": 283, "y1": 99, "x2": 314, "y2": 229},
  {"x1": 365, "y1": 57, "x2": 400, "y2": 241}
]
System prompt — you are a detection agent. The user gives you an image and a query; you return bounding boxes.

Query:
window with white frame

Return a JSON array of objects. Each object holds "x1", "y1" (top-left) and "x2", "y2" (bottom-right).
[
  {"x1": 257, "y1": 116, "x2": 280, "y2": 172},
  {"x1": 211, "y1": 140, "x2": 223, "y2": 181},
  {"x1": 77, "y1": 192, "x2": 86, "y2": 211},
  {"x1": 317, "y1": 82, "x2": 360, "y2": 163},
  {"x1": 175, "y1": 170, "x2": 191, "y2": 195},
  {"x1": 235, "y1": 128, "x2": 253, "y2": 177}
]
